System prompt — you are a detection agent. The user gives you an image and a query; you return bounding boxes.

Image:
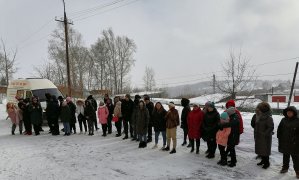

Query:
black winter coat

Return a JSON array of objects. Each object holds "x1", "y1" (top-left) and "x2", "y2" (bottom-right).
[
  {"x1": 85, "y1": 104, "x2": 96, "y2": 121},
  {"x1": 106, "y1": 103, "x2": 114, "y2": 118},
  {"x1": 277, "y1": 106, "x2": 299, "y2": 155},
  {"x1": 202, "y1": 109, "x2": 220, "y2": 141},
  {"x1": 152, "y1": 108, "x2": 167, "y2": 132},
  {"x1": 254, "y1": 111, "x2": 274, "y2": 156},
  {"x1": 28, "y1": 102, "x2": 43, "y2": 125},
  {"x1": 181, "y1": 98, "x2": 190, "y2": 129},
  {"x1": 68, "y1": 101, "x2": 77, "y2": 124},
  {"x1": 121, "y1": 99, "x2": 134, "y2": 120},
  {"x1": 46, "y1": 100, "x2": 59, "y2": 120},
  {"x1": 146, "y1": 101, "x2": 154, "y2": 124}
]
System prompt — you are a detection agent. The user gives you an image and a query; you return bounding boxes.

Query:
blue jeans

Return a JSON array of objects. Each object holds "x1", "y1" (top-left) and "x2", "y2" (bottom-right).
[
  {"x1": 138, "y1": 134, "x2": 147, "y2": 142},
  {"x1": 155, "y1": 131, "x2": 166, "y2": 146},
  {"x1": 63, "y1": 122, "x2": 70, "y2": 134}
]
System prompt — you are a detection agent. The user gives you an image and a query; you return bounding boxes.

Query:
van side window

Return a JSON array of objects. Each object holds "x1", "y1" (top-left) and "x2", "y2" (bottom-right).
[
  {"x1": 16, "y1": 90, "x2": 24, "y2": 99},
  {"x1": 26, "y1": 91, "x2": 33, "y2": 99}
]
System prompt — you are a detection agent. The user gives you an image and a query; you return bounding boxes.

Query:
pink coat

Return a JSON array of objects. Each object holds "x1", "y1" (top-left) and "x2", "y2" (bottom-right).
[
  {"x1": 216, "y1": 127, "x2": 231, "y2": 146},
  {"x1": 98, "y1": 105, "x2": 109, "y2": 124},
  {"x1": 7, "y1": 103, "x2": 19, "y2": 125}
]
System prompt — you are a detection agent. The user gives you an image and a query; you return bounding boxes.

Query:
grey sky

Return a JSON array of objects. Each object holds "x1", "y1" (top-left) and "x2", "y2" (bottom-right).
[{"x1": 1, "y1": 0, "x2": 299, "y2": 88}]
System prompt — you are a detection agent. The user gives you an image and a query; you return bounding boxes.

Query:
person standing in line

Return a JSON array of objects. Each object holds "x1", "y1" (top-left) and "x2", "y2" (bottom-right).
[
  {"x1": 144, "y1": 95, "x2": 154, "y2": 143},
  {"x1": 152, "y1": 102, "x2": 167, "y2": 149},
  {"x1": 187, "y1": 103, "x2": 204, "y2": 154},
  {"x1": 98, "y1": 101, "x2": 109, "y2": 137},
  {"x1": 85, "y1": 100, "x2": 96, "y2": 136},
  {"x1": 46, "y1": 95, "x2": 60, "y2": 135},
  {"x1": 164, "y1": 102, "x2": 180, "y2": 154},
  {"x1": 6, "y1": 102, "x2": 20, "y2": 135},
  {"x1": 253, "y1": 102, "x2": 274, "y2": 169},
  {"x1": 22, "y1": 98, "x2": 32, "y2": 135},
  {"x1": 45, "y1": 93, "x2": 53, "y2": 133},
  {"x1": 113, "y1": 97, "x2": 122, "y2": 137},
  {"x1": 216, "y1": 112, "x2": 231, "y2": 166},
  {"x1": 219, "y1": 107, "x2": 240, "y2": 167},
  {"x1": 181, "y1": 98, "x2": 191, "y2": 147},
  {"x1": 121, "y1": 94, "x2": 134, "y2": 140},
  {"x1": 104, "y1": 93, "x2": 112, "y2": 104},
  {"x1": 136, "y1": 100, "x2": 150, "y2": 148},
  {"x1": 60, "y1": 101, "x2": 71, "y2": 136},
  {"x1": 106, "y1": 98, "x2": 114, "y2": 134},
  {"x1": 202, "y1": 101, "x2": 220, "y2": 159},
  {"x1": 86, "y1": 95, "x2": 99, "y2": 131},
  {"x1": 66, "y1": 97, "x2": 77, "y2": 134},
  {"x1": 76, "y1": 99, "x2": 87, "y2": 134},
  {"x1": 18, "y1": 98, "x2": 27, "y2": 135},
  {"x1": 277, "y1": 106, "x2": 299, "y2": 178},
  {"x1": 28, "y1": 96, "x2": 43, "y2": 136},
  {"x1": 131, "y1": 95, "x2": 142, "y2": 141}
]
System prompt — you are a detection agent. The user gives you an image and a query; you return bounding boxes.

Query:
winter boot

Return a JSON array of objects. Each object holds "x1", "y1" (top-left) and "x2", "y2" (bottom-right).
[
  {"x1": 181, "y1": 141, "x2": 187, "y2": 146},
  {"x1": 138, "y1": 142, "x2": 143, "y2": 148},
  {"x1": 190, "y1": 140, "x2": 194, "y2": 153},
  {"x1": 262, "y1": 156, "x2": 270, "y2": 169},
  {"x1": 280, "y1": 166, "x2": 289, "y2": 174},
  {"x1": 12, "y1": 124, "x2": 16, "y2": 135},
  {"x1": 206, "y1": 153, "x2": 215, "y2": 159},
  {"x1": 205, "y1": 150, "x2": 209, "y2": 154},
  {"x1": 196, "y1": 140, "x2": 200, "y2": 154},
  {"x1": 163, "y1": 146, "x2": 170, "y2": 151},
  {"x1": 143, "y1": 142, "x2": 147, "y2": 148},
  {"x1": 123, "y1": 135, "x2": 128, "y2": 140},
  {"x1": 170, "y1": 149, "x2": 176, "y2": 154},
  {"x1": 187, "y1": 143, "x2": 191, "y2": 148},
  {"x1": 217, "y1": 159, "x2": 227, "y2": 166},
  {"x1": 147, "y1": 138, "x2": 152, "y2": 143}
]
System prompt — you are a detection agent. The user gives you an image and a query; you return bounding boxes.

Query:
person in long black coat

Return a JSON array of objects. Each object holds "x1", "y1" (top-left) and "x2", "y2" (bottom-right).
[
  {"x1": 152, "y1": 102, "x2": 167, "y2": 149},
  {"x1": 66, "y1": 97, "x2": 77, "y2": 134},
  {"x1": 202, "y1": 101, "x2": 220, "y2": 159},
  {"x1": 28, "y1": 97, "x2": 43, "y2": 136},
  {"x1": 46, "y1": 95, "x2": 60, "y2": 135},
  {"x1": 181, "y1": 98, "x2": 191, "y2": 146},
  {"x1": 85, "y1": 100, "x2": 96, "y2": 136},
  {"x1": 277, "y1": 106, "x2": 299, "y2": 178},
  {"x1": 86, "y1": 95, "x2": 98, "y2": 130},
  {"x1": 144, "y1": 94, "x2": 154, "y2": 143},
  {"x1": 121, "y1": 94, "x2": 134, "y2": 140},
  {"x1": 253, "y1": 102, "x2": 274, "y2": 169},
  {"x1": 106, "y1": 98, "x2": 114, "y2": 134},
  {"x1": 131, "y1": 95, "x2": 142, "y2": 140}
]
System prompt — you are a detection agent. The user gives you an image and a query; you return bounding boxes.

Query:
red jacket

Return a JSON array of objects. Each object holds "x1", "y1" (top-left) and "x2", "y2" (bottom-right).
[
  {"x1": 187, "y1": 108, "x2": 204, "y2": 139},
  {"x1": 226, "y1": 100, "x2": 244, "y2": 134}
]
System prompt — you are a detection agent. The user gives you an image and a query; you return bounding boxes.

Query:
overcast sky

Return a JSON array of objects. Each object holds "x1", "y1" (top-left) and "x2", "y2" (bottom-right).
[{"x1": 1, "y1": 0, "x2": 299, "y2": 88}]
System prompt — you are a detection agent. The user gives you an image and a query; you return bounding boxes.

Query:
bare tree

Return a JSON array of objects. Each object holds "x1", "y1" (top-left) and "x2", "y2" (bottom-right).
[
  {"x1": 143, "y1": 66, "x2": 156, "y2": 91},
  {"x1": 217, "y1": 48, "x2": 256, "y2": 100},
  {"x1": 0, "y1": 39, "x2": 17, "y2": 85}
]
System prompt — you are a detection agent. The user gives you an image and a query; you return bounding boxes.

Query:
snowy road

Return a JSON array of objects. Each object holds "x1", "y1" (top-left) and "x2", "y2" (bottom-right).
[{"x1": 0, "y1": 105, "x2": 297, "y2": 180}]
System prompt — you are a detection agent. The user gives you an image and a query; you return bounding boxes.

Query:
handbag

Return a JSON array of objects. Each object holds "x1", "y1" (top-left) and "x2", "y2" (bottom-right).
[{"x1": 112, "y1": 116, "x2": 119, "y2": 122}]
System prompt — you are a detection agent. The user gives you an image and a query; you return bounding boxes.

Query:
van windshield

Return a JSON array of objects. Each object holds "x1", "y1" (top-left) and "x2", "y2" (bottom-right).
[{"x1": 32, "y1": 88, "x2": 63, "y2": 102}]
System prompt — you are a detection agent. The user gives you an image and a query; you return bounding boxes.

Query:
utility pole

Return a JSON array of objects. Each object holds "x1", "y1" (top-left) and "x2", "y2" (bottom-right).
[
  {"x1": 287, "y1": 62, "x2": 299, "y2": 107},
  {"x1": 213, "y1": 74, "x2": 216, "y2": 94},
  {"x1": 56, "y1": 0, "x2": 73, "y2": 97}
]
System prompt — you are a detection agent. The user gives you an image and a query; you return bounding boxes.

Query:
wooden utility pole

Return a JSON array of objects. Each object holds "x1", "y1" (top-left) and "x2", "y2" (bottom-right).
[
  {"x1": 287, "y1": 62, "x2": 299, "y2": 107},
  {"x1": 56, "y1": 0, "x2": 73, "y2": 97}
]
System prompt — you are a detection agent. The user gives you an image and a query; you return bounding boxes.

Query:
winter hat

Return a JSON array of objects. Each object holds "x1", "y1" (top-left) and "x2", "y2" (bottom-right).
[
  {"x1": 220, "y1": 112, "x2": 229, "y2": 122},
  {"x1": 226, "y1": 99, "x2": 236, "y2": 108},
  {"x1": 58, "y1": 96, "x2": 64, "y2": 101},
  {"x1": 257, "y1": 102, "x2": 271, "y2": 113},
  {"x1": 135, "y1": 94, "x2": 141, "y2": 100},
  {"x1": 168, "y1": 102, "x2": 175, "y2": 108},
  {"x1": 143, "y1": 94, "x2": 150, "y2": 101},
  {"x1": 205, "y1": 101, "x2": 215, "y2": 109},
  {"x1": 226, "y1": 107, "x2": 236, "y2": 116},
  {"x1": 283, "y1": 106, "x2": 298, "y2": 117},
  {"x1": 125, "y1": 94, "x2": 131, "y2": 99},
  {"x1": 181, "y1": 98, "x2": 190, "y2": 107}
]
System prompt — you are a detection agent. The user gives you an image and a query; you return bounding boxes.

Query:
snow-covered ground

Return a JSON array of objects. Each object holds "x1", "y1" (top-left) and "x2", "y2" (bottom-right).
[{"x1": 0, "y1": 103, "x2": 297, "y2": 180}]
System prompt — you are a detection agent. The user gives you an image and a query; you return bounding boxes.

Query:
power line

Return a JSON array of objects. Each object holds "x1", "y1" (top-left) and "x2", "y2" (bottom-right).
[
  {"x1": 69, "y1": 0, "x2": 126, "y2": 19},
  {"x1": 74, "y1": 0, "x2": 142, "y2": 22}
]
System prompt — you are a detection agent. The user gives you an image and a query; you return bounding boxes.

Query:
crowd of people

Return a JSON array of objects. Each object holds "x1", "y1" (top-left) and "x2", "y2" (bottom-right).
[{"x1": 5, "y1": 93, "x2": 299, "y2": 178}]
